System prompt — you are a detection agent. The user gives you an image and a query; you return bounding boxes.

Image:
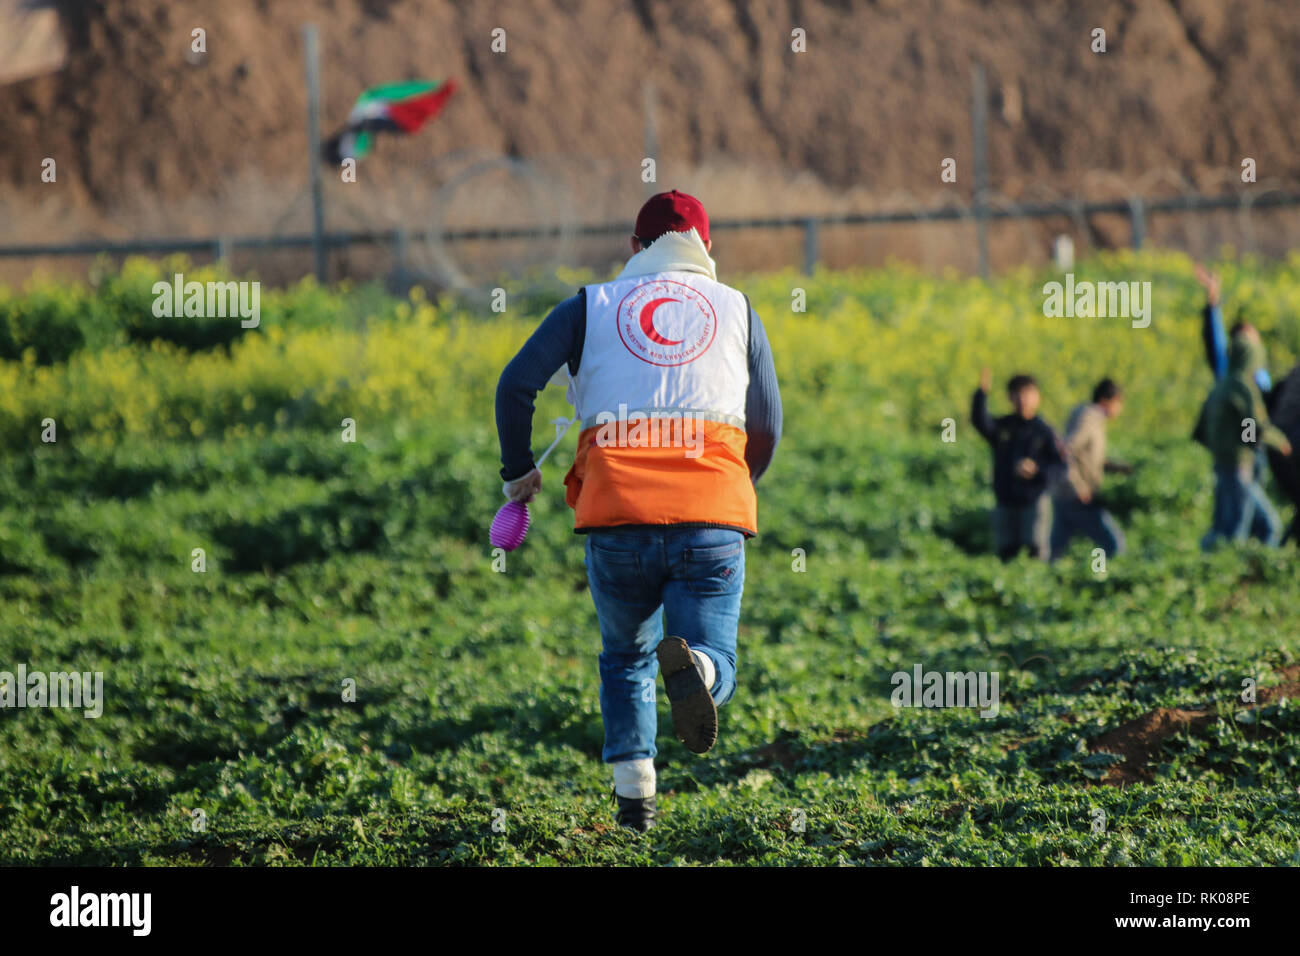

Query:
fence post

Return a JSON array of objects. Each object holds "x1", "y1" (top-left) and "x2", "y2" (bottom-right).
[
  {"x1": 303, "y1": 23, "x2": 327, "y2": 283},
  {"x1": 802, "y1": 218, "x2": 819, "y2": 276},
  {"x1": 1129, "y1": 197, "x2": 1145, "y2": 250},
  {"x1": 643, "y1": 82, "x2": 658, "y2": 197},
  {"x1": 392, "y1": 227, "x2": 408, "y2": 288},
  {"x1": 215, "y1": 236, "x2": 231, "y2": 266},
  {"x1": 971, "y1": 64, "x2": 990, "y2": 279}
]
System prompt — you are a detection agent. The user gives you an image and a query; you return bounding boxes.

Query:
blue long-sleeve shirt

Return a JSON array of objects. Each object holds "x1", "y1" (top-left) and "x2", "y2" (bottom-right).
[
  {"x1": 496, "y1": 288, "x2": 783, "y2": 484},
  {"x1": 1203, "y1": 303, "x2": 1271, "y2": 392}
]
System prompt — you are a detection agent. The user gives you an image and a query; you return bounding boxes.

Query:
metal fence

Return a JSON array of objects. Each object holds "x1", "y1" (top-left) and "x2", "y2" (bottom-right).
[
  {"x1": 4, "y1": 189, "x2": 1300, "y2": 288},
  {"x1": 10, "y1": 49, "x2": 1296, "y2": 288}
]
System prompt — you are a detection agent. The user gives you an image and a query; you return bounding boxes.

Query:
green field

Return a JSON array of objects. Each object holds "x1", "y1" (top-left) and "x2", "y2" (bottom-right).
[{"x1": 1, "y1": 253, "x2": 1298, "y2": 865}]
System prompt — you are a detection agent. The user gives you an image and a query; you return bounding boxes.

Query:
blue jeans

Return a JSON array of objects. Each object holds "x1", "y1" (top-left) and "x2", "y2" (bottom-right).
[
  {"x1": 1050, "y1": 498, "x2": 1126, "y2": 562},
  {"x1": 1201, "y1": 461, "x2": 1282, "y2": 550},
  {"x1": 583, "y1": 526, "x2": 745, "y2": 764}
]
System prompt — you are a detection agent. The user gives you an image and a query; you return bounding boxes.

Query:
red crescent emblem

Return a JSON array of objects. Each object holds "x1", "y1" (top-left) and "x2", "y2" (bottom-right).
[
  {"x1": 638, "y1": 297, "x2": 683, "y2": 345},
  {"x1": 615, "y1": 279, "x2": 717, "y2": 366}
]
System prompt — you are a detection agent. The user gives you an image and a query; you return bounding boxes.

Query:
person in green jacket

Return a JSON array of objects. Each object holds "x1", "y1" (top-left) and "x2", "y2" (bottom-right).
[{"x1": 1194, "y1": 335, "x2": 1293, "y2": 549}]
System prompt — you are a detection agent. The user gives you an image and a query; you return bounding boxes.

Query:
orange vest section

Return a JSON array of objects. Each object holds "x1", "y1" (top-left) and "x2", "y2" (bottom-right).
[{"x1": 563, "y1": 419, "x2": 757, "y2": 535}]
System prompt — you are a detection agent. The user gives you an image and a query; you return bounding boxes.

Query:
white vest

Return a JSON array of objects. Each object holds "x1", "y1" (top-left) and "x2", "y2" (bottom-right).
[{"x1": 572, "y1": 271, "x2": 750, "y2": 427}]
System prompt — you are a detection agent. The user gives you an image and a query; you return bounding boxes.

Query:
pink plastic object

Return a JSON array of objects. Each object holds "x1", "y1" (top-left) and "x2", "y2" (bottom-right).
[
  {"x1": 490, "y1": 416, "x2": 575, "y2": 552},
  {"x1": 490, "y1": 500, "x2": 531, "y2": 551}
]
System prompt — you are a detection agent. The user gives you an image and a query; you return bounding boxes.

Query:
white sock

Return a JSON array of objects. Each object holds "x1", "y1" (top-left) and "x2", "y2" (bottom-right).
[
  {"x1": 690, "y1": 648, "x2": 716, "y2": 694},
  {"x1": 612, "y1": 758, "x2": 655, "y2": 799}
]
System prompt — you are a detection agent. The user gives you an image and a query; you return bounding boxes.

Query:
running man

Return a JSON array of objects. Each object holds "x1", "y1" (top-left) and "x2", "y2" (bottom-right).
[
  {"x1": 495, "y1": 191, "x2": 782, "y2": 832},
  {"x1": 1050, "y1": 378, "x2": 1132, "y2": 562}
]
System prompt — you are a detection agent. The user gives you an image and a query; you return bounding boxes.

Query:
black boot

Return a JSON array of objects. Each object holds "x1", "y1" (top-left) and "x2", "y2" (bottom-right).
[
  {"x1": 656, "y1": 636, "x2": 718, "y2": 754},
  {"x1": 614, "y1": 791, "x2": 656, "y2": 832}
]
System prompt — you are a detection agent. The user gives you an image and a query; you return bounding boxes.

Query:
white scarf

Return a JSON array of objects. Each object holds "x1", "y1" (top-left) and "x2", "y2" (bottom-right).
[{"x1": 616, "y1": 227, "x2": 717, "y2": 281}]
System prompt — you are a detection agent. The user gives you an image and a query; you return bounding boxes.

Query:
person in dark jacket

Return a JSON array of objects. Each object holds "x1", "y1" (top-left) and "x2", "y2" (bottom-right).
[
  {"x1": 972, "y1": 368, "x2": 1067, "y2": 561},
  {"x1": 1270, "y1": 364, "x2": 1300, "y2": 544}
]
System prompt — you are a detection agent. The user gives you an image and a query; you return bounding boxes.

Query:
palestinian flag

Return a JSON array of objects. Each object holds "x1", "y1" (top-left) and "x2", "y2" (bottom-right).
[{"x1": 322, "y1": 79, "x2": 457, "y2": 164}]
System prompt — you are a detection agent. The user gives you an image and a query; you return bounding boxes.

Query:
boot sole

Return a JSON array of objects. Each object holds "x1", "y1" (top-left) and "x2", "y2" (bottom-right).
[{"x1": 657, "y1": 636, "x2": 718, "y2": 755}]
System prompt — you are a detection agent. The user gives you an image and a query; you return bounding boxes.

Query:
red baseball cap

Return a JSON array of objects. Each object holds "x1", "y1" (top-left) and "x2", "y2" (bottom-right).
[{"x1": 634, "y1": 190, "x2": 709, "y2": 244}]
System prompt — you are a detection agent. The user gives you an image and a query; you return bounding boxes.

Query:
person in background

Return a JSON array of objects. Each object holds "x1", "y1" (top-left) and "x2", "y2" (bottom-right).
[
  {"x1": 1264, "y1": 363, "x2": 1300, "y2": 544},
  {"x1": 1193, "y1": 334, "x2": 1292, "y2": 549},
  {"x1": 1194, "y1": 263, "x2": 1297, "y2": 546},
  {"x1": 1050, "y1": 378, "x2": 1133, "y2": 562},
  {"x1": 971, "y1": 368, "x2": 1066, "y2": 561},
  {"x1": 1196, "y1": 264, "x2": 1273, "y2": 396}
]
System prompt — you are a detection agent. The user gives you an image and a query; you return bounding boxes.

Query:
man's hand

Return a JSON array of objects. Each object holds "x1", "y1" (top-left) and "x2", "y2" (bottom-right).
[
  {"x1": 1281, "y1": 439, "x2": 1294, "y2": 458},
  {"x1": 1195, "y1": 263, "x2": 1221, "y2": 306},
  {"x1": 1077, "y1": 488, "x2": 1092, "y2": 505},
  {"x1": 979, "y1": 366, "x2": 992, "y2": 392},
  {"x1": 503, "y1": 467, "x2": 542, "y2": 503},
  {"x1": 1015, "y1": 457, "x2": 1038, "y2": 479}
]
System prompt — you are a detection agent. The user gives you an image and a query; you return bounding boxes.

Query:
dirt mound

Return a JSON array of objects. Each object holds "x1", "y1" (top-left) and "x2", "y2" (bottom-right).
[
  {"x1": 3, "y1": 0, "x2": 1300, "y2": 259},
  {"x1": 1088, "y1": 707, "x2": 1214, "y2": 785},
  {"x1": 1088, "y1": 665, "x2": 1300, "y2": 786},
  {"x1": 1256, "y1": 664, "x2": 1300, "y2": 705}
]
